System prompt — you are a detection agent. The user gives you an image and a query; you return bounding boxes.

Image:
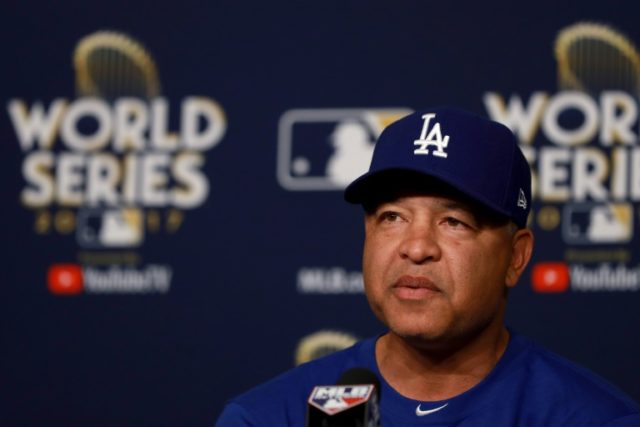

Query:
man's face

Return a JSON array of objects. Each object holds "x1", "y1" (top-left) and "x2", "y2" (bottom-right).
[{"x1": 362, "y1": 190, "x2": 532, "y2": 348}]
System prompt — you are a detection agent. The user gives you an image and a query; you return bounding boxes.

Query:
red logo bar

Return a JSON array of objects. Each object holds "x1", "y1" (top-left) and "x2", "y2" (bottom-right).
[
  {"x1": 531, "y1": 262, "x2": 570, "y2": 293},
  {"x1": 48, "y1": 264, "x2": 84, "y2": 295}
]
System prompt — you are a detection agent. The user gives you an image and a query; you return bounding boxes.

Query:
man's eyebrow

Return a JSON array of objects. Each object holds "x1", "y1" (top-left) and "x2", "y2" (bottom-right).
[
  {"x1": 438, "y1": 199, "x2": 474, "y2": 212},
  {"x1": 438, "y1": 198, "x2": 509, "y2": 228}
]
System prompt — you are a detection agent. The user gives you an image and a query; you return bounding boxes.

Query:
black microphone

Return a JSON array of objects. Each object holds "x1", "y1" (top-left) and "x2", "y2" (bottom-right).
[{"x1": 306, "y1": 368, "x2": 381, "y2": 427}]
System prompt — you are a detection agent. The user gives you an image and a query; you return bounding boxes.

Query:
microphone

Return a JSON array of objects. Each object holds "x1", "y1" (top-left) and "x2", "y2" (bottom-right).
[{"x1": 306, "y1": 368, "x2": 381, "y2": 427}]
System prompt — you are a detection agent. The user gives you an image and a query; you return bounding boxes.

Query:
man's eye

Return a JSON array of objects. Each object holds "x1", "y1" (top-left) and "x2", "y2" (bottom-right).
[
  {"x1": 380, "y1": 212, "x2": 401, "y2": 222},
  {"x1": 445, "y1": 217, "x2": 466, "y2": 228}
]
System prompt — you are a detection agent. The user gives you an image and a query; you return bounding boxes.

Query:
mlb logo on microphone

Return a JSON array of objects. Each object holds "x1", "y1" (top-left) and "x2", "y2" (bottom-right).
[
  {"x1": 277, "y1": 108, "x2": 411, "y2": 191},
  {"x1": 308, "y1": 385, "x2": 374, "y2": 415}
]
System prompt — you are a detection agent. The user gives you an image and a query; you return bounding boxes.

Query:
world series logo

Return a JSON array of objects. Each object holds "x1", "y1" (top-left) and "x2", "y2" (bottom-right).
[
  {"x1": 484, "y1": 22, "x2": 640, "y2": 293},
  {"x1": 7, "y1": 30, "x2": 227, "y2": 294}
]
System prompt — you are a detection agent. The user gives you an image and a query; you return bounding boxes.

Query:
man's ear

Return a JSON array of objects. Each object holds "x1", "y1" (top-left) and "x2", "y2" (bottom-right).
[{"x1": 506, "y1": 228, "x2": 534, "y2": 288}]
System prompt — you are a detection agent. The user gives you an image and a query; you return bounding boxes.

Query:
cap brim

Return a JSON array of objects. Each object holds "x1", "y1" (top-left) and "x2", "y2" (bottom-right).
[{"x1": 344, "y1": 168, "x2": 513, "y2": 223}]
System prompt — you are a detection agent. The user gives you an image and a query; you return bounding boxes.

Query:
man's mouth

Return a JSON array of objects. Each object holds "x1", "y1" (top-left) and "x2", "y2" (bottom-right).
[{"x1": 392, "y1": 275, "x2": 441, "y2": 300}]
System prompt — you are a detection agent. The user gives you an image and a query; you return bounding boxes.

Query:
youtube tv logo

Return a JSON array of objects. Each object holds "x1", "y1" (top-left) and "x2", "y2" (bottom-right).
[
  {"x1": 48, "y1": 264, "x2": 84, "y2": 295},
  {"x1": 531, "y1": 262, "x2": 570, "y2": 293}
]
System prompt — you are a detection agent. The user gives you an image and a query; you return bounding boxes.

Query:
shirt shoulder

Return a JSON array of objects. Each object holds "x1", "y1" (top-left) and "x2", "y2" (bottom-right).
[{"x1": 507, "y1": 334, "x2": 640, "y2": 424}]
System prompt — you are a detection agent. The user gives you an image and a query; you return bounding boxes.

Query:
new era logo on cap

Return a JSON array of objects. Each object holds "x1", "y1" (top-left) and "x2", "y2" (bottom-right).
[{"x1": 517, "y1": 189, "x2": 527, "y2": 210}]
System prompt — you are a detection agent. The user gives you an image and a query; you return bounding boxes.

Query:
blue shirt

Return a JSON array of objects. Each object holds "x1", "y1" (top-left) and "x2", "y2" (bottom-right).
[{"x1": 215, "y1": 332, "x2": 640, "y2": 426}]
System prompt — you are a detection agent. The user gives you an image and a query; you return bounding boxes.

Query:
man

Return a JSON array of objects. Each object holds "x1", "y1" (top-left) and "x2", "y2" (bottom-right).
[{"x1": 216, "y1": 108, "x2": 640, "y2": 426}]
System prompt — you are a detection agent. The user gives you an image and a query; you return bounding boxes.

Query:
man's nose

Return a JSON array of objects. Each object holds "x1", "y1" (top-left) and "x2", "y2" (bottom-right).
[{"x1": 399, "y1": 221, "x2": 442, "y2": 263}]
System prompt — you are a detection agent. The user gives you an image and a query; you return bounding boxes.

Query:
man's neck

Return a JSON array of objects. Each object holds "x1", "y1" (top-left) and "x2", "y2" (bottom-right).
[{"x1": 375, "y1": 325, "x2": 510, "y2": 401}]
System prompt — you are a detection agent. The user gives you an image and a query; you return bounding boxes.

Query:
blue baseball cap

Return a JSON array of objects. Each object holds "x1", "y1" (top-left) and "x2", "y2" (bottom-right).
[{"x1": 344, "y1": 108, "x2": 531, "y2": 228}]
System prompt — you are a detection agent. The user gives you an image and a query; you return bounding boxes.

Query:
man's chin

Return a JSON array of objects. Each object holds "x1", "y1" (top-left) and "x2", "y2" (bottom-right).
[{"x1": 388, "y1": 324, "x2": 449, "y2": 346}]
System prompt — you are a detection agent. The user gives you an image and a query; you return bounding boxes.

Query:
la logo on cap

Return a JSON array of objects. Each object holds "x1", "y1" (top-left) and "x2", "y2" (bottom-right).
[{"x1": 414, "y1": 113, "x2": 449, "y2": 158}]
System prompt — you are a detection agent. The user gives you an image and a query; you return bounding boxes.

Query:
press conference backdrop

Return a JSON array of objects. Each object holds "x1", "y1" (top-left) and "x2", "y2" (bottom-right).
[{"x1": 1, "y1": 1, "x2": 639, "y2": 425}]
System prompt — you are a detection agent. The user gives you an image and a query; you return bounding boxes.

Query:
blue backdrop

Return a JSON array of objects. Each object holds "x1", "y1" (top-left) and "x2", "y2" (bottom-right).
[{"x1": 1, "y1": 1, "x2": 639, "y2": 426}]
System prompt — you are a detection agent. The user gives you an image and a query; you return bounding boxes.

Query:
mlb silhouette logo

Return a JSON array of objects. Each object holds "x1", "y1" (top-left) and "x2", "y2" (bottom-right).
[
  {"x1": 562, "y1": 203, "x2": 632, "y2": 244},
  {"x1": 277, "y1": 108, "x2": 411, "y2": 191},
  {"x1": 76, "y1": 208, "x2": 144, "y2": 248}
]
